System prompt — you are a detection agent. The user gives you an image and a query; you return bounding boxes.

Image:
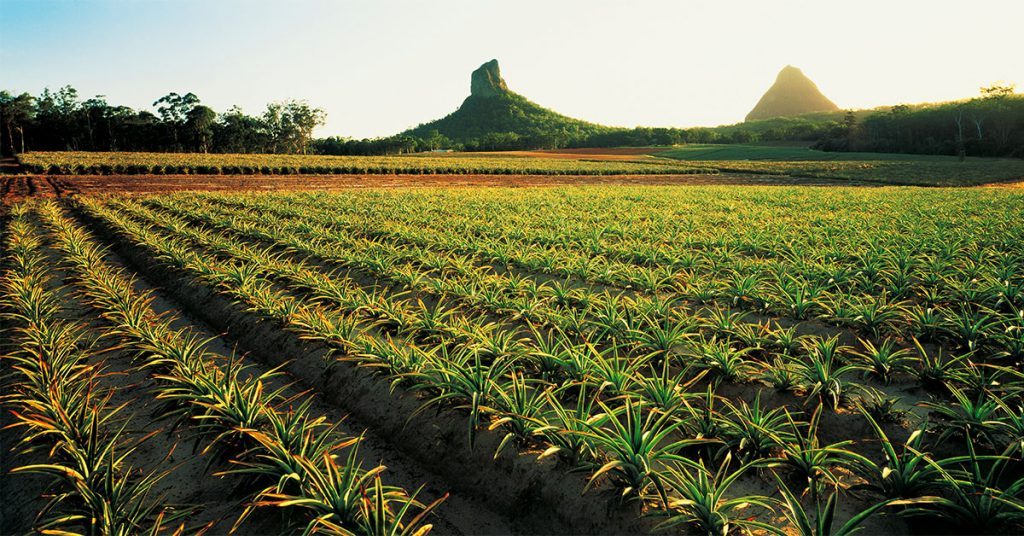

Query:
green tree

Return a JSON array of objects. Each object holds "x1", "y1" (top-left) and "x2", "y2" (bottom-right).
[
  {"x1": 153, "y1": 92, "x2": 200, "y2": 124},
  {"x1": 214, "y1": 105, "x2": 268, "y2": 153},
  {"x1": 185, "y1": 105, "x2": 216, "y2": 152},
  {"x1": 980, "y1": 82, "x2": 1018, "y2": 150},
  {"x1": 890, "y1": 104, "x2": 910, "y2": 149},
  {"x1": 262, "y1": 100, "x2": 325, "y2": 154},
  {"x1": 81, "y1": 96, "x2": 111, "y2": 150},
  {"x1": 0, "y1": 91, "x2": 35, "y2": 155},
  {"x1": 154, "y1": 92, "x2": 200, "y2": 150},
  {"x1": 981, "y1": 82, "x2": 1017, "y2": 99},
  {"x1": 35, "y1": 86, "x2": 81, "y2": 149},
  {"x1": 421, "y1": 129, "x2": 451, "y2": 151}
]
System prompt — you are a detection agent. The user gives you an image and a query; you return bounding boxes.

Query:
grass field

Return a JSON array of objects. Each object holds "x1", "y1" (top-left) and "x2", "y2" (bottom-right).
[
  {"x1": 3, "y1": 185, "x2": 1023, "y2": 534},
  {"x1": 14, "y1": 146, "x2": 1024, "y2": 186},
  {"x1": 658, "y1": 144, "x2": 1024, "y2": 186},
  {"x1": 659, "y1": 144, "x2": 978, "y2": 161}
]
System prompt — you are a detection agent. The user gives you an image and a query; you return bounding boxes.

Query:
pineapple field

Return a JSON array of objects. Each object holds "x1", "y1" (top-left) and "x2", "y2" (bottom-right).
[{"x1": 2, "y1": 185, "x2": 1024, "y2": 535}]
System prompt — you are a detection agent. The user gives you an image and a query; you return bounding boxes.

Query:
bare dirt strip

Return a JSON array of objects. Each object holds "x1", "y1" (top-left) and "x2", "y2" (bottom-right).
[
  {"x1": 0, "y1": 173, "x2": 860, "y2": 202},
  {"x1": 1, "y1": 175, "x2": 78, "y2": 200}
]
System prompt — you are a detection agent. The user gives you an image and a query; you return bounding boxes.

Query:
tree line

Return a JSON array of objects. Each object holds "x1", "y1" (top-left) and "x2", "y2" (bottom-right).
[
  {"x1": 813, "y1": 85, "x2": 1023, "y2": 158},
  {"x1": 0, "y1": 86, "x2": 325, "y2": 156},
  {"x1": 310, "y1": 127, "x2": 733, "y2": 155},
  {"x1": 310, "y1": 124, "x2": 809, "y2": 156},
  {"x1": 3, "y1": 84, "x2": 1020, "y2": 158}
]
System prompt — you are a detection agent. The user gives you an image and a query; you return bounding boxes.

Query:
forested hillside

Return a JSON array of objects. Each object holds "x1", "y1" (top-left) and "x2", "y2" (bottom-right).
[
  {"x1": 816, "y1": 87, "x2": 1024, "y2": 157},
  {"x1": 401, "y1": 60, "x2": 613, "y2": 150}
]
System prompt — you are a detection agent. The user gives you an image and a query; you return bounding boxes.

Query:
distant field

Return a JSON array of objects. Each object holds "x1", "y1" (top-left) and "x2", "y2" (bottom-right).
[
  {"x1": 16, "y1": 151, "x2": 712, "y2": 176},
  {"x1": 659, "y1": 144, "x2": 960, "y2": 161},
  {"x1": 659, "y1": 144, "x2": 1024, "y2": 186},
  {"x1": 1, "y1": 172, "x2": 854, "y2": 203},
  {"x1": 465, "y1": 148, "x2": 671, "y2": 161},
  {"x1": 15, "y1": 147, "x2": 1024, "y2": 186}
]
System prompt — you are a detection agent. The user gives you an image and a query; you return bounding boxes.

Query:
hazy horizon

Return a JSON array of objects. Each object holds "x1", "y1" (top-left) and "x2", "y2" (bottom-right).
[{"x1": 2, "y1": 0, "x2": 1022, "y2": 138}]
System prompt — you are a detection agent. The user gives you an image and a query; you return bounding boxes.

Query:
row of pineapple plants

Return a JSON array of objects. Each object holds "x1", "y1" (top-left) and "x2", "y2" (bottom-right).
[
  {"x1": 77, "y1": 194, "x2": 1024, "y2": 533},
  {"x1": 131, "y1": 195, "x2": 1021, "y2": 418},
  {"x1": 138, "y1": 193, "x2": 1020, "y2": 389},
  {"x1": 0, "y1": 203, "x2": 178, "y2": 534},
  {"x1": 17, "y1": 151, "x2": 712, "y2": 177},
  {"x1": 199, "y1": 189, "x2": 1024, "y2": 359},
  {"x1": 31, "y1": 201, "x2": 441, "y2": 535}
]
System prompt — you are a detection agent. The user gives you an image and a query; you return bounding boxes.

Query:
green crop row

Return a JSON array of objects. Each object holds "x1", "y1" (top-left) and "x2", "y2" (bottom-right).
[
  {"x1": 78, "y1": 186, "x2": 1024, "y2": 534},
  {"x1": 0, "y1": 204, "x2": 179, "y2": 533},
  {"x1": 18, "y1": 148, "x2": 1024, "y2": 184},
  {"x1": 17, "y1": 150, "x2": 715, "y2": 176},
  {"x1": 5, "y1": 183, "x2": 1024, "y2": 533},
  {"x1": 0, "y1": 201, "x2": 440, "y2": 535}
]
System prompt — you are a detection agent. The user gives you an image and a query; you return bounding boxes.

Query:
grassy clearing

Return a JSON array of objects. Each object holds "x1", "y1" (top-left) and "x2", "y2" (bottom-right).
[
  {"x1": 658, "y1": 144, "x2": 967, "y2": 161},
  {"x1": 658, "y1": 144, "x2": 1024, "y2": 186},
  {"x1": 15, "y1": 146, "x2": 1024, "y2": 186}
]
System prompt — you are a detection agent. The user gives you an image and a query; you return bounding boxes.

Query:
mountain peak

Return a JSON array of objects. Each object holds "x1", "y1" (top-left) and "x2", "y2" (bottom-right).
[
  {"x1": 470, "y1": 59, "x2": 509, "y2": 98},
  {"x1": 745, "y1": 65, "x2": 838, "y2": 121},
  {"x1": 404, "y1": 59, "x2": 607, "y2": 147}
]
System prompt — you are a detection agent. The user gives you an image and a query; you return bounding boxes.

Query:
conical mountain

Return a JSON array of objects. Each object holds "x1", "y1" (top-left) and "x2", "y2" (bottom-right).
[
  {"x1": 404, "y1": 59, "x2": 610, "y2": 147},
  {"x1": 745, "y1": 66, "x2": 838, "y2": 121}
]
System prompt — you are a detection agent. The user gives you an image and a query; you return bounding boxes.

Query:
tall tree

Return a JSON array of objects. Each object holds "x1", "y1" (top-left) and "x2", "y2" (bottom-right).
[
  {"x1": 0, "y1": 91, "x2": 35, "y2": 155},
  {"x1": 214, "y1": 105, "x2": 268, "y2": 153},
  {"x1": 35, "y1": 86, "x2": 80, "y2": 149},
  {"x1": 981, "y1": 82, "x2": 1017, "y2": 99},
  {"x1": 980, "y1": 82, "x2": 1018, "y2": 150},
  {"x1": 262, "y1": 100, "x2": 325, "y2": 154},
  {"x1": 153, "y1": 92, "x2": 200, "y2": 150},
  {"x1": 81, "y1": 96, "x2": 111, "y2": 150},
  {"x1": 185, "y1": 105, "x2": 216, "y2": 152}
]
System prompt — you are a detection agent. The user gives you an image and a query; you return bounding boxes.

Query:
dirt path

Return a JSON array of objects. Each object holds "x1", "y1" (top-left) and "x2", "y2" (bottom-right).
[{"x1": 0, "y1": 175, "x2": 74, "y2": 202}]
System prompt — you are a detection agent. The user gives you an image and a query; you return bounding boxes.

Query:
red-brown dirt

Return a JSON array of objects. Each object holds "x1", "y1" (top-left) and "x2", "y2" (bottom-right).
[{"x1": 1, "y1": 175, "x2": 77, "y2": 201}]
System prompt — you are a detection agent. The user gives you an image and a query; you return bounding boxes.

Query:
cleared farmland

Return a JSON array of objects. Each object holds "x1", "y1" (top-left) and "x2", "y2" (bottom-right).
[
  {"x1": 15, "y1": 147, "x2": 1024, "y2": 186},
  {"x1": 2, "y1": 185, "x2": 1024, "y2": 534},
  {"x1": 15, "y1": 151, "x2": 714, "y2": 176}
]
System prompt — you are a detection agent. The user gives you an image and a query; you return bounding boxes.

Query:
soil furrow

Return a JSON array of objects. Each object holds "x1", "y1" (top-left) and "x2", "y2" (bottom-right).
[
  {"x1": 29, "y1": 213, "x2": 255, "y2": 533},
  {"x1": 71, "y1": 197, "x2": 660, "y2": 535},
  {"x1": 0, "y1": 209, "x2": 52, "y2": 534},
  {"x1": 59, "y1": 203, "x2": 520, "y2": 535}
]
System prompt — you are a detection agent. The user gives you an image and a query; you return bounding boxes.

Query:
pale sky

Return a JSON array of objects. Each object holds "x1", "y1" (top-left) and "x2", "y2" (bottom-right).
[{"x1": 2, "y1": 0, "x2": 1021, "y2": 138}]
